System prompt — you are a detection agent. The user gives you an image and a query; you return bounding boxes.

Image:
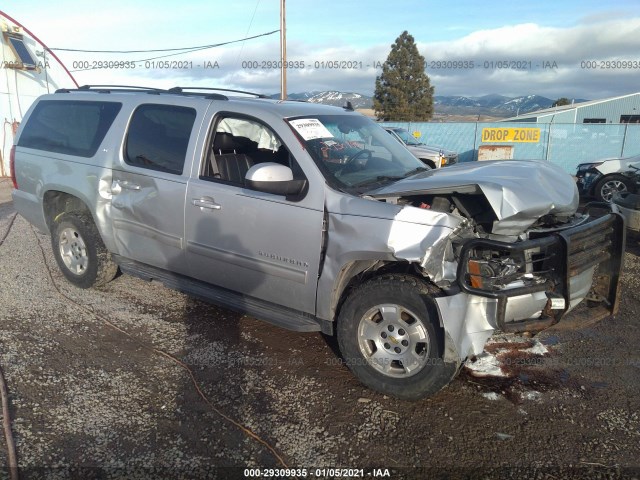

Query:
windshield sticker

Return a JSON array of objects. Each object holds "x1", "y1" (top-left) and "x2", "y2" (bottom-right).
[{"x1": 289, "y1": 119, "x2": 334, "y2": 140}]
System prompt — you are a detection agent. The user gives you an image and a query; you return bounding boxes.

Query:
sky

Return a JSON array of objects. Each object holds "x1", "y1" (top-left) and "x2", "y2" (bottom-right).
[{"x1": 3, "y1": 0, "x2": 640, "y2": 100}]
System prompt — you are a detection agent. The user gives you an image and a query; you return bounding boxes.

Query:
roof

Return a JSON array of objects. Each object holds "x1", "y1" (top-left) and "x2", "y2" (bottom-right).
[
  {"x1": 501, "y1": 91, "x2": 640, "y2": 121},
  {"x1": 49, "y1": 85, "x2": 358, "y2": 118}
]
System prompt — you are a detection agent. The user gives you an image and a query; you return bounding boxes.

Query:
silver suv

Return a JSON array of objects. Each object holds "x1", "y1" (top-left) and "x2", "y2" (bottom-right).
[{"x1": 10, "y1": 85, "x2": 625, "y2": 400}]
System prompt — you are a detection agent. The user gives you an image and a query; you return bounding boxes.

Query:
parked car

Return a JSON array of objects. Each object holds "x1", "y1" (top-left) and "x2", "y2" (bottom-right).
[
  {"x1": 384, "y1": 127, "x2": 457, "y2": 169},
  {"x1": 575, "y1": 154, "x2": 640, "y2": 202},
  {"x1": 11, "y1": 85, "x2": 625, "y2": 400}
]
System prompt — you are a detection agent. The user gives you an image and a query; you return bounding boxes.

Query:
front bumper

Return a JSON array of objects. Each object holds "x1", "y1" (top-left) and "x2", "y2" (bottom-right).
[
  {"x1": 575, "y1": 169, "x2": 602, "y2": 197},
  {"x1": 435, "y1": 211, "x2": 625, "y2": 361}
]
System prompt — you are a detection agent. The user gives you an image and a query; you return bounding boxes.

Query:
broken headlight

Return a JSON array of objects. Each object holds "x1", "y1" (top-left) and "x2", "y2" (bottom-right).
[{"x1": 464, "y1": 246, "x2": 549, "y2": 292}]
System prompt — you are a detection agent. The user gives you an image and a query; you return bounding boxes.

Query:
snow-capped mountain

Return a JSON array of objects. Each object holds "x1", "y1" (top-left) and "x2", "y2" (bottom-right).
[
  {"x1": 307, "y1": 91, "x2": 373, "y2": 109},
  {"x1": 434, "y1": 94, "x2": 588, "y2": 116},
  {"x1": 270, "y1": 91, "x2": 588, "y2": 117},
  {"x1": 271, "y1": 91, "x2": 373, "y2": 108}
]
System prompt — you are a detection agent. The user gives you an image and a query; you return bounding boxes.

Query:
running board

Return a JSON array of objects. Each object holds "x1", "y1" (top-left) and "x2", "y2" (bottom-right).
[{"x1": 113, "y1": 255, "x2": 331, "y2": 334}]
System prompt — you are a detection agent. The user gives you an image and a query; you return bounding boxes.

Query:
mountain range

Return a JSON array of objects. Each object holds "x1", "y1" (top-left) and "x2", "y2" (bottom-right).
[
  {"x1": 270, "y1": 91, "x2": 373, "y2": 109},
  {"x1": 272, "y1": 91, "x2": 589, "y2": 117}
]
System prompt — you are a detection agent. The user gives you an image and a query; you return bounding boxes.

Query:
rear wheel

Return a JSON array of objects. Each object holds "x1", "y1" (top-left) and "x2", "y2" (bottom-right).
[
  {"x1": 337, "y1": 275, "x2": 458, "y2": 400},
  {"x1": 51, "y1": 212, "x2": 117, "y2": 288},
  {"x1": 594, "y1": 174, "x2": 634, "y2": 203}
]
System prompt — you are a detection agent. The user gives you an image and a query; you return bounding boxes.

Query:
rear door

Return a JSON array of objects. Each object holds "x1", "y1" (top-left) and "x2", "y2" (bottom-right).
[{"x1": 110, "y1": 100, "x2": 206, "y2": 274}]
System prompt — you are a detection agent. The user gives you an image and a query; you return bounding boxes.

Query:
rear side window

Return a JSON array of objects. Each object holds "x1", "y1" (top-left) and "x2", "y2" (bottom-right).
[
  {"x1": 125, "y1": 104, "x2": 196, "y2": 175},
  {"x1": 18, "y1": 100, "x2": 122, "y2": 157}
]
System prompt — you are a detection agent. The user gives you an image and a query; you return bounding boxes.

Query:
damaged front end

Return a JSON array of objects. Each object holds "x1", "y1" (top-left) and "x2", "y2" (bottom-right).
[
  {"x1": 455, "y1": 212, "x2": 624, "y2": 332},
  {"x1": 369, "y1": 160, "x2": 626, "y2": 363}
]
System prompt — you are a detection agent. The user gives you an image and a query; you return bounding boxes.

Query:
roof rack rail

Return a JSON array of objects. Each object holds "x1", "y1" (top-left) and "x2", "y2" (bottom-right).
[
  {"x1": 167, "y1": 87, "x2": 269, "y2": 98},
  {"x1": 78, "y1": 85, "x2": 164, "y2": 91},
  {"x1": 55, "y1": 85, "x2": 165, "y2": 94},
  {"x1": 53, "y1": 85, "x2": 268, "y2": 101}
]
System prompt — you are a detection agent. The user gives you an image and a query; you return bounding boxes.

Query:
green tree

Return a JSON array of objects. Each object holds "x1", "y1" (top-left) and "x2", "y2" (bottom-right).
[
  {"x1": 373, "y1": 31, "x2": 434, "y2": 121},
  {"x1": 552, "y1": 97, "x2": 571, "y2": 107}
]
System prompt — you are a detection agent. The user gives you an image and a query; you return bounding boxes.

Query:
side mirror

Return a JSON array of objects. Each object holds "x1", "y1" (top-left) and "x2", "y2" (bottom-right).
[{"x1": 245, "y1": 163, "x2": 306, "y2": 196}]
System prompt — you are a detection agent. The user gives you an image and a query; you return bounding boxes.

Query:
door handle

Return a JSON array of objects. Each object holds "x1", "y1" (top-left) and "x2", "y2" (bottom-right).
[{"x1": 192, "y1": 197, "x2": 222, "y2": 210}]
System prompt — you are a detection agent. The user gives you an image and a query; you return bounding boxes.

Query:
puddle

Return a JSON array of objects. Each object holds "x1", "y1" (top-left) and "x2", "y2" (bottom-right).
[
  {"x1": 463, "y1": 335, "x2": 580, "y2": 404},
  {"x1": 541, "y1": 335, "x2": 560, "y2": 346}
]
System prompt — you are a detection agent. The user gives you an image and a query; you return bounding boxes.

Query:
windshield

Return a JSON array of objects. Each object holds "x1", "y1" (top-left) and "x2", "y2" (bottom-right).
[
  {"x1": 288, "y1": 115, "x2": 427, "y2": 192},
  {"x1": 390, "y1": 128, "x2": 422, "y2": 146}
]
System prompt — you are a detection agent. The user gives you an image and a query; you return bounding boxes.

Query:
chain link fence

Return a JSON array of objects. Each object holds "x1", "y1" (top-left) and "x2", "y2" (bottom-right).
[{"x1": 383, "y1": 122, "x2": 640, "y2": 173}]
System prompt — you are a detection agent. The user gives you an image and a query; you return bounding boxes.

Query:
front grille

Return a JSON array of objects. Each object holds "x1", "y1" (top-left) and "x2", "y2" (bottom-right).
[{"x1": 561, "y1": 214, "x2": 617, "y2": 277}]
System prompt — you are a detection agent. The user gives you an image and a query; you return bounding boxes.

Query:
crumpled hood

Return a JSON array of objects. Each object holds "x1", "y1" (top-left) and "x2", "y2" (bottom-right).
[{"x1": 371, "y1": 160, "x2": 579, "y2": 235}]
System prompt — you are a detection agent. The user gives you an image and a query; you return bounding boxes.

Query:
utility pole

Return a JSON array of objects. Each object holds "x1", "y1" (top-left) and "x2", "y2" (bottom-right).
[{"x1": 280, "y1": 0, "x2": 287, "y2": 100}]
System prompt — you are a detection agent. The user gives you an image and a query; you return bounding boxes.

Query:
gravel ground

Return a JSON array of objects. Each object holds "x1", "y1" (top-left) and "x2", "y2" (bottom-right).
[{"x1": 0, "y1": 179, "x2": 639, "y2": 479}]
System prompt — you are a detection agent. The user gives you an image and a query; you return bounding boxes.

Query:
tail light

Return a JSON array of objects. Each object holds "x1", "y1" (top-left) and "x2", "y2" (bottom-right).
[{"x1": 9, "y1": 145, "x2": 17, "y2": 189}]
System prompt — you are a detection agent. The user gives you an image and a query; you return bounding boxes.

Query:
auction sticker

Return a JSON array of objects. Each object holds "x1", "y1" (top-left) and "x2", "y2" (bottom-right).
[{"x1": 289, "y1": 118, "x2": 334, "y2": 140}]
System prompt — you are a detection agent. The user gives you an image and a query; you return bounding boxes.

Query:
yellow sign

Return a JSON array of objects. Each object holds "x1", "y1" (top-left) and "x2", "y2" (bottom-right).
[
  {"x1": 481, "y1": 128, "x2": 541, "y2": 143},
  {"x1": 412, "y1": 131, "x2": 421, "y2": 139}
]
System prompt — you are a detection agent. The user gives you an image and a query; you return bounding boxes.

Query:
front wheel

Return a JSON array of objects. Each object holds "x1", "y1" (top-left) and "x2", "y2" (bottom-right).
[
  {"x1": 51, "y1": 212, "x2": 118, "y2": 288},
  {"x1": 594, "y1": 174, "x2": 634, "y2": 203},
  {"x1": 337, "y1": 275, "x2": 458, "y2": 400}
]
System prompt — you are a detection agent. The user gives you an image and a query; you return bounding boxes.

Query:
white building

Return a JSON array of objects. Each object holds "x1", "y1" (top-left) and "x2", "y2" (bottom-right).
[
  {"x1": 501, "y1": 93, "x2": 640, "y2": 124},
  {"x1": 1, "y1": 10, "x2": 77, "y2": 177}
]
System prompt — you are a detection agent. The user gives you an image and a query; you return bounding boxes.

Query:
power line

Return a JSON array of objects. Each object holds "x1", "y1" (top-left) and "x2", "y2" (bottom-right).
[
  {"x1": 236, "y1": 0, "x2": 262, "y2": 66},
  {"x1": 52, "y1": 29, "x2": 279, "y2": 54},
  {"x1": 66, "y1": 29, "x2": 280, "y2": 73}
]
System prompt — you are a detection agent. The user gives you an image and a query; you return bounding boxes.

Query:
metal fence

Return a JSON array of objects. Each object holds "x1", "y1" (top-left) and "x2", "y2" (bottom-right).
[{"x1": 382, "y1": 122, "x2": 640, "y2": 173}]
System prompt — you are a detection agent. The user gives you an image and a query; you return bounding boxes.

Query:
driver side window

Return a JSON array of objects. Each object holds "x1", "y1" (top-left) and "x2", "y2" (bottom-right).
[{"x1": 201, "y1": 116, "x2": 302, "y2": 186}]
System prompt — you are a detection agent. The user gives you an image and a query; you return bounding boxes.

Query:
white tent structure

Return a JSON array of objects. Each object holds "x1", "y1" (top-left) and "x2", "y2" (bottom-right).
[{"x1": 0, "y1": 10, "x2": 77, "y2": 177}]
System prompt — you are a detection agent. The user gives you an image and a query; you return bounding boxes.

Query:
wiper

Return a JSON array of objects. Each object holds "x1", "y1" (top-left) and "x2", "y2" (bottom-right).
[
  {"x1": 353, "y1": 175, "x2": 404, "y2": 188},
  {"x1": 402, "y1": 166, "x2": 429, "y2": 177},
  {"x1": 353, "y1": 167, "x2": 428, "y2": 188}
]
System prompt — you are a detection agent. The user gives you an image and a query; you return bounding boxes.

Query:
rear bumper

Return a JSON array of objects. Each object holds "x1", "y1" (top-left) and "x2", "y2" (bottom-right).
[{"x1": 11, "y1": 189, "x2": 48, "y2": 233}]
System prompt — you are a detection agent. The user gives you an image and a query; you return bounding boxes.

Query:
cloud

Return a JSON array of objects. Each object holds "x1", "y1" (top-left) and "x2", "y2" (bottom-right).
[{"x1": 63, "y1": 16, "x2": 640, "y2": 99}]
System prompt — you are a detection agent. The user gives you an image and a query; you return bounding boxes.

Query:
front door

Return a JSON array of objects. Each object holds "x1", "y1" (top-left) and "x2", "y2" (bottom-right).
[{"x1": 184, "y1": 115, "x2": 324, "y2": 314}]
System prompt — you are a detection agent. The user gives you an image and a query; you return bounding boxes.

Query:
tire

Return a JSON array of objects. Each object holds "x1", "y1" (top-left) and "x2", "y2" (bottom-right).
[
  {"x1": 594, "y1": 174, "x2": 634, "y2": 203},
  {"x1": 337, "y1": 274, "x2": 458, "y2": 400},
  {"x1": 51, "y1": 212, "x2": 118, "y2": 288}
]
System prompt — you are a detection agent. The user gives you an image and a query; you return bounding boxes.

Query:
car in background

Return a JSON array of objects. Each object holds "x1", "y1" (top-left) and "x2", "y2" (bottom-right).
[
  {"x1": 575, "y1": 154, "x2": 640, "y2": 202},
  {"x1": 384, "y1": 127, "x2": 457, "y2": 169}
]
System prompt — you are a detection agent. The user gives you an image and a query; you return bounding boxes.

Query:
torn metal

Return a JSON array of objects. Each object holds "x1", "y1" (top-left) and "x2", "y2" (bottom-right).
[
  {"x1": 371, "y1": 159, "x2": 579, "y2": 235},
  {"x1": 320, "y1": 159, "x2": 624, "y2": 366}
]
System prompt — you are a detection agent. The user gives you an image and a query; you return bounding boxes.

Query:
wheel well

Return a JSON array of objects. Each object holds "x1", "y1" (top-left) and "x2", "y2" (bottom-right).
[
  {"x1": 43, "y1": 191, "x2": 91, "y2": 229},
  {"x1": 332, "y1": 261, "x2": 441, "y2": 326},
  {"x1": 421, "y1": 158, "x2": 437, "y2": 169}
]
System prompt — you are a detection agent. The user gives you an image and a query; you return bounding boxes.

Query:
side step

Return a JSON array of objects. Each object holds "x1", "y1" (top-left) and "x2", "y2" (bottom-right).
[{"x1": 113, "y1": 256, "x2": 331, "y2": 334}]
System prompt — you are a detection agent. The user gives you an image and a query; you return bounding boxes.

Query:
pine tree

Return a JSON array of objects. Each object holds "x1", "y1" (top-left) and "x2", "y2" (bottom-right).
[
  {"x1": 374, "y1": 31, "x2": 434, "y2": 121},
  {"x1": 552, "y1": 97, "x2": 571, "y2": 107}
]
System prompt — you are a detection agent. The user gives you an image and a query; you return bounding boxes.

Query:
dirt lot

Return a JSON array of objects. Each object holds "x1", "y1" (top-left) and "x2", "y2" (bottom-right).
[{"x1": 0, "y1": 178, "x2": 639, "y2": 479}]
